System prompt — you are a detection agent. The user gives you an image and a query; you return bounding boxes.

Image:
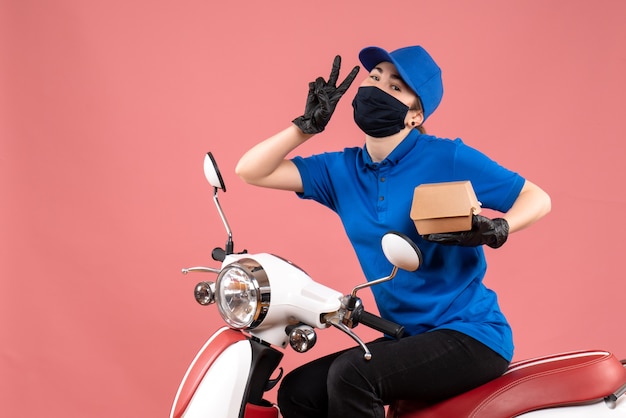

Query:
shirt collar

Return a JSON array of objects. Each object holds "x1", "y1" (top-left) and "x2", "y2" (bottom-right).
[{"x1": 359, "y1": 129, "x2": 420, "y2": 170}]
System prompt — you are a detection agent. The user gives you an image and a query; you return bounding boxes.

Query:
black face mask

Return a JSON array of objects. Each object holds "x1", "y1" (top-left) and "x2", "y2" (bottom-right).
[{"x1": 352, "y1": 86, "x2": 409, "y2": 138}]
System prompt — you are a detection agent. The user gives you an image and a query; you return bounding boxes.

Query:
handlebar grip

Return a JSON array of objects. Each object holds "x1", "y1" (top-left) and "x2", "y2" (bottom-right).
[{"x1": 359, "y1": 311, "x2": 405, "y2": 340}]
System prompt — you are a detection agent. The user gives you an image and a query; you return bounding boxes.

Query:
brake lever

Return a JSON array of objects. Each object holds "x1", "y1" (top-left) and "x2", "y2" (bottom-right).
[
  {"x1": 324, "y1": 313, "x2": 372, "y2": 361},
  {"x1": 181, "y1": 266, "x2": 221, "y2": 274}
]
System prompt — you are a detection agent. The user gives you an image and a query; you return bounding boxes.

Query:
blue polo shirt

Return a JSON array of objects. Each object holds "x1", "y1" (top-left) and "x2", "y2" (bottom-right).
[{"x1": 291, "y1": 129, "x2": 525, "y2": 361}]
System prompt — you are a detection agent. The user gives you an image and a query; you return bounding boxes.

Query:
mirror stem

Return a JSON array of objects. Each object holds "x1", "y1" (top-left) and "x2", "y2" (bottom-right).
[
  {"x1": 351, "y1": 266, "x2": 398, "y2": 298},
  {"x1": 213, "y1": 187, "x2": 234, "y2": 254},
  {"x1": 225, "y1": 237, "x2": 234, "y2": 255}
]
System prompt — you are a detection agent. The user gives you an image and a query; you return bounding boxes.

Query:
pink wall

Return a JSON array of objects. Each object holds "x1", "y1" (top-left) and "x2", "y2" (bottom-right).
[{"x1": 2, "y1": 0, "x2": 625, "y2": 416}]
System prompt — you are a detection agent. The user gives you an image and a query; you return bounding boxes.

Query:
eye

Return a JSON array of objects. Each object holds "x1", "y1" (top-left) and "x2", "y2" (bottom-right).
[
  {"x1": 369, "y1": 74, "x2": 380, "y2": 81},
  {"x1": 391, "y1": 85, "x2": 401, "y2": 92}
]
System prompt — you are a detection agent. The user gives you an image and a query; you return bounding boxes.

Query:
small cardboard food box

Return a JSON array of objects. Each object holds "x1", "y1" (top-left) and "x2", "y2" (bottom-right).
[{"x1": 410, "y1": 181, "x2": 482, "y2": 235}]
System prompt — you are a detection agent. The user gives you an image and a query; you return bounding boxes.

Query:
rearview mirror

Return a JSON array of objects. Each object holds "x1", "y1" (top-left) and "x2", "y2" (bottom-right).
[
  {"x1": 381, "y1": 232, "x2": 422, "y2": 272},
  {"x1": 203, "y1": 152, "x2": 226, "y2": 191}
]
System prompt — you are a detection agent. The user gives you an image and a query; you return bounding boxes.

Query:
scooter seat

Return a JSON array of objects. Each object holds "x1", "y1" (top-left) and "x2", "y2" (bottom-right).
[{"x1": 388, "y1": 350, "x2": 626, "y2": 418}]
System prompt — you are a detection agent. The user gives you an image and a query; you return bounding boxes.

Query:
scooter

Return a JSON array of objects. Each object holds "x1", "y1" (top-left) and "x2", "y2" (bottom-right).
[{"x1": 170, "y1": 152, "x2": 626, "y2": 418}]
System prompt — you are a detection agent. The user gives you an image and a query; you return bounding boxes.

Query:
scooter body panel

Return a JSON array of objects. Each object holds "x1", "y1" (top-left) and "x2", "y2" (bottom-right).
[
  {"x1": 171, "y1": 327, "x2": 252, "y2": 418},
  {"x1": 221, "y1": 252, "x2": 343, "y2": 349}
]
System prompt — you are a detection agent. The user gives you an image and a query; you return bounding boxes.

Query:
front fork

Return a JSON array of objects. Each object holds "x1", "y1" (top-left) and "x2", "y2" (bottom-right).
[{"x1": 245, "y1": 339, "x2": 284, "y2": 408}]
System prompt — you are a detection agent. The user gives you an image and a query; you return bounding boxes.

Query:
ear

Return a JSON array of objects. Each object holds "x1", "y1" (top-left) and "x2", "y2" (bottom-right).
[{"x1": 409, "y1": 110, "x2": 424, "y2": 128}]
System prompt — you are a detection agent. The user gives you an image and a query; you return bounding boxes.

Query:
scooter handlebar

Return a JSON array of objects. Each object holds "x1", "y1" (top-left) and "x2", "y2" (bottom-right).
[{"x1": 359, "y1": 311, "x2": 405, "y2": 340}]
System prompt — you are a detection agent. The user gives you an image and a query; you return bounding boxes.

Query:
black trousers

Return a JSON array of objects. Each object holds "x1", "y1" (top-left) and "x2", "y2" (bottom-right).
[{"x1": 277, "y1": 329, "x2": 509, "y2": 418}]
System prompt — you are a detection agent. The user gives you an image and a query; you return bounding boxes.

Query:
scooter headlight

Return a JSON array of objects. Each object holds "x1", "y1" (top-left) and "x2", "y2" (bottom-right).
[{"x1": 215, "y1": 259, "x2": 270, "y2": 329}]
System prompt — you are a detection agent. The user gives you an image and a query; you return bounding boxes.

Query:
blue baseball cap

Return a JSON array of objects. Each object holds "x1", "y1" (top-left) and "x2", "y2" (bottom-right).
[{"x1": 359, "y1": 45, "x2": 443, "y2": 121}]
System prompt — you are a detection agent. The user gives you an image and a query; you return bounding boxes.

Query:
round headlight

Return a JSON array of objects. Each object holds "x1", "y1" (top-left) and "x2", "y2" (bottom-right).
[{"x1": 215, "y1": 259, "x2": 270, "y2": 329}]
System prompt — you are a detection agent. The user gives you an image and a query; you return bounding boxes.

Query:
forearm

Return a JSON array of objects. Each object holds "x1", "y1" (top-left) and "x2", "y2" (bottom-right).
[
  {"x1": 502, "y1": 180, "x2": 552, "y2": 233},
  {"x1": 235, "y1": 124, "x2": 313, "y2": 190}
]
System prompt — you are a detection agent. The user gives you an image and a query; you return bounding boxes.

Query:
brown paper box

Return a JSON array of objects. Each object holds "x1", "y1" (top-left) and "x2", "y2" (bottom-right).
[{"x1": 410, "y1": 181, "x2": 482, "y2": 235}]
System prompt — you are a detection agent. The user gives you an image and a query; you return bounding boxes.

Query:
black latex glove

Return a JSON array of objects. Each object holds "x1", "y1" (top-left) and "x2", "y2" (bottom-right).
[
  {"x1": 292, "y1": 55, "x2": 360, "y2": 134},
  {"x1": 422, "y1": 215, "x2": 510, "y2": 249}
]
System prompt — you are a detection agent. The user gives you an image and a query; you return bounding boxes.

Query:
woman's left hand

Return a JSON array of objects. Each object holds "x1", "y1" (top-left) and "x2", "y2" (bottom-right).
[{"x1": 422, "y1": 215, "x2": 509, "y2": 249}]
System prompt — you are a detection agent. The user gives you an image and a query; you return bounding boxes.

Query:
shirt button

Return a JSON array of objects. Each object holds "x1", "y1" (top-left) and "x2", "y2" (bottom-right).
[
  {"x1": 379, "y1": 196, "x2": 385, "y2": 201},
  {"x1": 380, "y1": 177, "x2": 386, "y2": 182}
]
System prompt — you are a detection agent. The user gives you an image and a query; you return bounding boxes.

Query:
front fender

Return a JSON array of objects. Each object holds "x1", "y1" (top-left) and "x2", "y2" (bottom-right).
[{"x1": 171, "y1": 327, "x2": 251, "y2": 418}]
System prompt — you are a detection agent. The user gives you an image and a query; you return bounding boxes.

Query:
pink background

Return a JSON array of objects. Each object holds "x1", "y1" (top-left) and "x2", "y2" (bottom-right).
[{"x1": 2, "y1": 0, "x2": 625, "y2": 416}]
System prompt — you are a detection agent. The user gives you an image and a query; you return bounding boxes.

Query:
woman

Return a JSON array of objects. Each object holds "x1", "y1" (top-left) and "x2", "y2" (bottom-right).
[{"x1": 236, "y1": 45, "x2": 551, "y2": 418}]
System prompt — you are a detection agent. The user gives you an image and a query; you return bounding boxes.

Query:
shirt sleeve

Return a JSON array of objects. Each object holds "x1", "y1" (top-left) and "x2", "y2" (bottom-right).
[
  {"x1": 291, "y1": 153, "x2": 338, "y2": 211},
  {"x1": 452, "y1": 140, "x2": 526, "y2": 212}
]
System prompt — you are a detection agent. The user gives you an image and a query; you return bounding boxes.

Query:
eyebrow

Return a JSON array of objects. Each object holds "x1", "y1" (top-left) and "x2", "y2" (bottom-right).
[{"x1": 373, "y1": 66, "x2": 405, "y2": 83}]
